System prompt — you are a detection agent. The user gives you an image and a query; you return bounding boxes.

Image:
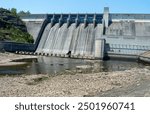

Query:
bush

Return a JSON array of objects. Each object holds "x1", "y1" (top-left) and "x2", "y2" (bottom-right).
[{"x1": 0, "y1": 8, "x2": 34, "y2": 43}]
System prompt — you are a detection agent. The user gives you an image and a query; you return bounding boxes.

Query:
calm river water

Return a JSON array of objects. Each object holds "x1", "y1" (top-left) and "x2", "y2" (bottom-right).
[{"x1": 0, "y1": 56, "x2": 145, "y2": 75}]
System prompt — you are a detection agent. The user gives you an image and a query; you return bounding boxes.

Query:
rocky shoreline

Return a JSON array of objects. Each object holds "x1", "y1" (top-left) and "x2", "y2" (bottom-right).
[
  {"x1": 0, "y1": 52, "x2": 150, "y2": 97},
  {"x1": 0, "y1": 52, "x2": 37, "y2": 66}
]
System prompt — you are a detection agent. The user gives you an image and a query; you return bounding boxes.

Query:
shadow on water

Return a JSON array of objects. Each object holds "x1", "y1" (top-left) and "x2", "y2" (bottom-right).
[{"x1": 0, "y1": 56, "x2": 146, "y2": 75}]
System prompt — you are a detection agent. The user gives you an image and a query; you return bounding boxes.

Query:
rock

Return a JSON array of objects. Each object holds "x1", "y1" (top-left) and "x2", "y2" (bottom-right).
[{"x1": 76, "y1": 65, "x2": 92, "y2": 69}]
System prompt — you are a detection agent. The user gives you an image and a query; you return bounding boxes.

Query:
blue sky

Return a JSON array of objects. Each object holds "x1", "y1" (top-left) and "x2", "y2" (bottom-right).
[{"x1": 0, "y1": 0, "x2": 150, "y2": 14}]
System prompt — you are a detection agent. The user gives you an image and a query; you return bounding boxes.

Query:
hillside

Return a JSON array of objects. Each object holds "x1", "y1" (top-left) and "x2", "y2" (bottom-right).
[{"x1": 0, "y1": 8, "x2": 34, "y2": 43}]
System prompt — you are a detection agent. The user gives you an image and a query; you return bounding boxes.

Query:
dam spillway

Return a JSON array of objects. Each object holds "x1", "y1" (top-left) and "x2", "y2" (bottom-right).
[
  {"x1": 20, "y1": 7, "x2": 150, "y2": 59},
  {"x1": 35, "y1": 14, "x2": 104, "y2": 58}
]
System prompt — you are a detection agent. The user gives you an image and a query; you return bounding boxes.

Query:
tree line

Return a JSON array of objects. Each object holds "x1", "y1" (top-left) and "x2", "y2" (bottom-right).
[{"x1": 10, "y1": 8, "x2": 31, "y2": 17}]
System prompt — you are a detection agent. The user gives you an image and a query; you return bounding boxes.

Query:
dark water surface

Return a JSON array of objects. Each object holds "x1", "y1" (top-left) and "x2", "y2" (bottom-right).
[{"x1": 0, "y1": 56, "x2": 145, "y2": 75}]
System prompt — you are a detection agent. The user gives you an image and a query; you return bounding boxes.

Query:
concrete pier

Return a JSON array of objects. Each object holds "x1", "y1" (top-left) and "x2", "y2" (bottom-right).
[{"x1": 95, "y1": 39, "x2": 105, "y2": 59}]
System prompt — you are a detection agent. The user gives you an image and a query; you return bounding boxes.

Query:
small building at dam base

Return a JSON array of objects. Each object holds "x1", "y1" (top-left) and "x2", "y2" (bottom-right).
[{"x1": 2, "y1": 7, "x2": 150, "y2": 60}]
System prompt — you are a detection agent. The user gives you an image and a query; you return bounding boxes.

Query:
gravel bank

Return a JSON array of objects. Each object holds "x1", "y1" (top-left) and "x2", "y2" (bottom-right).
[
  {"x1": 0, "y1": 52, "x2": 150, "y2": 97},
  {"x1": 0, "y1": 67, "x2": 150, "y2": 97}
]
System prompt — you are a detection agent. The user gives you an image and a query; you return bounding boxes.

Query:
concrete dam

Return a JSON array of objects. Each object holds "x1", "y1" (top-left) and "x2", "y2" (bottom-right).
[
  {"x1": 21, "y1": 7, "x2": 150, "y2": 59},
  {"x1": 36, "y1": 15, "x2": 103, "y2": 58}
]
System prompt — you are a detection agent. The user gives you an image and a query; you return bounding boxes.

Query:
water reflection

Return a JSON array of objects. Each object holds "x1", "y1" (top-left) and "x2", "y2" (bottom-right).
[{"x1": 0, "y1": 56, "x2": 145, "y2": 75}]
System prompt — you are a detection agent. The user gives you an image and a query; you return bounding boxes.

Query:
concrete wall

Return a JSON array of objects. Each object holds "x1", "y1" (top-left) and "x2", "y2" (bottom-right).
[
  {"x1": 106, "y1": 21, "x2": 150, "y2": 37},
  {"x1": 104, "y1": 36, "x2": 150, "y2": 55},
  {"x1": 103, "y1": 15, "x2": 150, "y2": 58},
  {"x1": 110, "y1": 14, "x2": 150, "y2": 20},
  {"x1": 23, "y1": 20, "x2": 45, "y2": 42},
  {"x1": 95, "y1": 39, "x2": 105, "y2": 59},
  {"x1": 0, "y1": 41, "x2": 35, "y2": 52},
  {"x1": 21, "y1": 14, "x2": 47, "y2": 43}
]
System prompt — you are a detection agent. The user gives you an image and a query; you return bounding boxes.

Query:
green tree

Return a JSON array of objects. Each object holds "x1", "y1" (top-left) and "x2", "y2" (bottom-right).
[
  {"x1": 0, "y1": 8, "x2": 34, "y2": 43},
  {"x1": 18, "y1": 10, "x2": 31, "y2": 16},
  {"x1": 10, "y1": 8, "x2": 17, "y2": 16}
]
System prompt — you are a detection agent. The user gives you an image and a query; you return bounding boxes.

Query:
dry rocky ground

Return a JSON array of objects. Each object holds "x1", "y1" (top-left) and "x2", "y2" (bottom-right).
[
  {"x1": 0, "y1": 52, "x2": 150, "y2": 97},
  {"x1": 0, "y1": 52, "x2": 36, "y2": 66}
]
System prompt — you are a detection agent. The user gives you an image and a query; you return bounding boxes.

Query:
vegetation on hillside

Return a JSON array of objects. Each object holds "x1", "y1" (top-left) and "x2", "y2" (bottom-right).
[{"x1": 0, "y1": 8, "x2": 34, "y2": 43}]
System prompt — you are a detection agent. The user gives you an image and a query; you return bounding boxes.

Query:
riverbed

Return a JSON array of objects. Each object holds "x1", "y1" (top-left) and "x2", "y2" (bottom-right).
[{"x1": 0, "y1": 52, "x2": 150, "y2": 97}]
